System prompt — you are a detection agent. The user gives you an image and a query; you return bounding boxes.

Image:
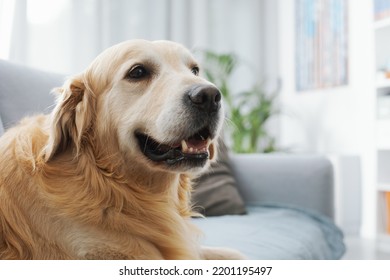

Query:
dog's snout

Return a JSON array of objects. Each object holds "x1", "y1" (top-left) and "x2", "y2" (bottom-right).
[{"x1": 188, "y1": 85, "x2": 221, "y2": 113}]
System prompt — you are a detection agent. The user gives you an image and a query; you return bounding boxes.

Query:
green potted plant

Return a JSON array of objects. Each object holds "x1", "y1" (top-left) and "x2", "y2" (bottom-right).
[{"x1": 200, "y1": 50, "x2": 279, "y2": 153}]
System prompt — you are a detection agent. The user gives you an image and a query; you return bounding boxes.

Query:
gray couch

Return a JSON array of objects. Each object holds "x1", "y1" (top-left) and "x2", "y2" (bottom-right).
[{"x1": 0, "y1": 60, "x2": 345, "y2": 259}]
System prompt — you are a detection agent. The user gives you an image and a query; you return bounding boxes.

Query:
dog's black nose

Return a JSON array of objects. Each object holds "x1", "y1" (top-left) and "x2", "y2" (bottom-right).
[{"x1": 188, "y1": 85, "x2": 222, "y2": 113}]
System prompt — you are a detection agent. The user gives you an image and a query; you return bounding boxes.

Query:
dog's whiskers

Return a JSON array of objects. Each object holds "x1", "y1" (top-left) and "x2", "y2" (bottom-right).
[
  {"x1": 143, "y1": 135, "x2": 150, "y2": 153},
  {"x1": 224, "y1": 117, "x2": 239, "y2": 131}
]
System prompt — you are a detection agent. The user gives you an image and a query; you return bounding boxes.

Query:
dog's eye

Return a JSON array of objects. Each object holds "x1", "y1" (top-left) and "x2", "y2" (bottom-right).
[
  {"x1": 126, "y1": 65, "x2": 149, "y2": 80},
  {"x1": 191, "y1": 66, "x2": 199, "y2": 76}
]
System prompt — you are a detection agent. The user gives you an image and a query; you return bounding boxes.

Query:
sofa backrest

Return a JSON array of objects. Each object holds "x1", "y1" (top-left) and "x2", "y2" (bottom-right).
[
  {"x1": 0, "y1": 116, "x2": 4, "y2": 137},
  {"x1": 0, "y1": 60, "x2": 65, "y2": 133}
]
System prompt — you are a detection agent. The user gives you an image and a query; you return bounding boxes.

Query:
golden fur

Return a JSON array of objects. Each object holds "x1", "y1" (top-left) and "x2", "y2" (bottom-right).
[{"x1": 0, "y1": 40, "x2": 244, "y2": 260}]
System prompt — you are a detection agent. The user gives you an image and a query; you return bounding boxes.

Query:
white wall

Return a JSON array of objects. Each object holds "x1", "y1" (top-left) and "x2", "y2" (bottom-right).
[{"x1": 275, "y1": 0, "x2": 377, "y2": 237}]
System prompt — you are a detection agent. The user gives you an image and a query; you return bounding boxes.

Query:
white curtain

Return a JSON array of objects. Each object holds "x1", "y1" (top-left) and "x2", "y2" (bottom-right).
[
  {"x1": 0, "y1": 0, "x2": 281, "y2": 150},
  {"x1": 0, "y1": 0, "x2": 265, "y2": 87}
]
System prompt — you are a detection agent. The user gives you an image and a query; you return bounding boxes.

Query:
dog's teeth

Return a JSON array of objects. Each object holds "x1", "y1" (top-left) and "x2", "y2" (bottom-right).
[
  {"x1": 181, "y1": 140, "x2": 188, "y2": 152},
  {"x1": 181, "y1": 139, "x2": 211, "y2": 154}
]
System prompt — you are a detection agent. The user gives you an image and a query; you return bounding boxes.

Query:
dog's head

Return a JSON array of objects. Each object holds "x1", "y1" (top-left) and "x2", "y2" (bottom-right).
[{"x1": 45, "y1": 40, "x2": 224, "y2": 174}]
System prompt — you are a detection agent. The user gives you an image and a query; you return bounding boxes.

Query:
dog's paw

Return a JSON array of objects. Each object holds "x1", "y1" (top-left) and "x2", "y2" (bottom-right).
[{"x1": 201, "y1": 246, "x2": 247, "y2": 260}]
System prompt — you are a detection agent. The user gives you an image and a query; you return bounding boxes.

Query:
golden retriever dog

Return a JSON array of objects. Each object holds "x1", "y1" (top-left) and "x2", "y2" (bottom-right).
[{"x1": 0, "y1": 40, "x2": 245, "y2": 260}]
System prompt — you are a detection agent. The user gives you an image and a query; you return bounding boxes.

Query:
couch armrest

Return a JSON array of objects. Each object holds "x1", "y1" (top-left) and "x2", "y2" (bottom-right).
[{"x1": 229, "y1": 154, "x2": 334, "y2": 219}]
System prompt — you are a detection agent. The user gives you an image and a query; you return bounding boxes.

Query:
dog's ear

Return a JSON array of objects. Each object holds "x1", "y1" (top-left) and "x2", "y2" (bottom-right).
[{"x1": 44, "y1": 75, "x2": 96, "y2": 161}]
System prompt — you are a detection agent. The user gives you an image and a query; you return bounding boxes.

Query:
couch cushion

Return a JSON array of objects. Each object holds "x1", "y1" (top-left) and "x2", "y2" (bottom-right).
[
  {"x1": 192, "y1": 204, "x2": 345, "y2": 259},
  {"x1": 192, "y1": 140, "x2": 247, "y2": 216},
  {"x1": 0, "y1": 60, "x2": 63, "y2": 130}
]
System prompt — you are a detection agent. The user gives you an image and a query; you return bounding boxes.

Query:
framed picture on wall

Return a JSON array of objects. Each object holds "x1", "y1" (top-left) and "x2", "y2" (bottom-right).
[
  {"x1": 374, "y1": 0, "x2": 390, "y2": 21},
  {"x1": 295, "y1": 0, "x2": 349, "y2": 91}
]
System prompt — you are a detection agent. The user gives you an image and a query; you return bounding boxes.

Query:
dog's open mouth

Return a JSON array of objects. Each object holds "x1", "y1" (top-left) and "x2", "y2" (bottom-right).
[{"x1": 135, "y1": 127, "x2": 212, "y2": 166}]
